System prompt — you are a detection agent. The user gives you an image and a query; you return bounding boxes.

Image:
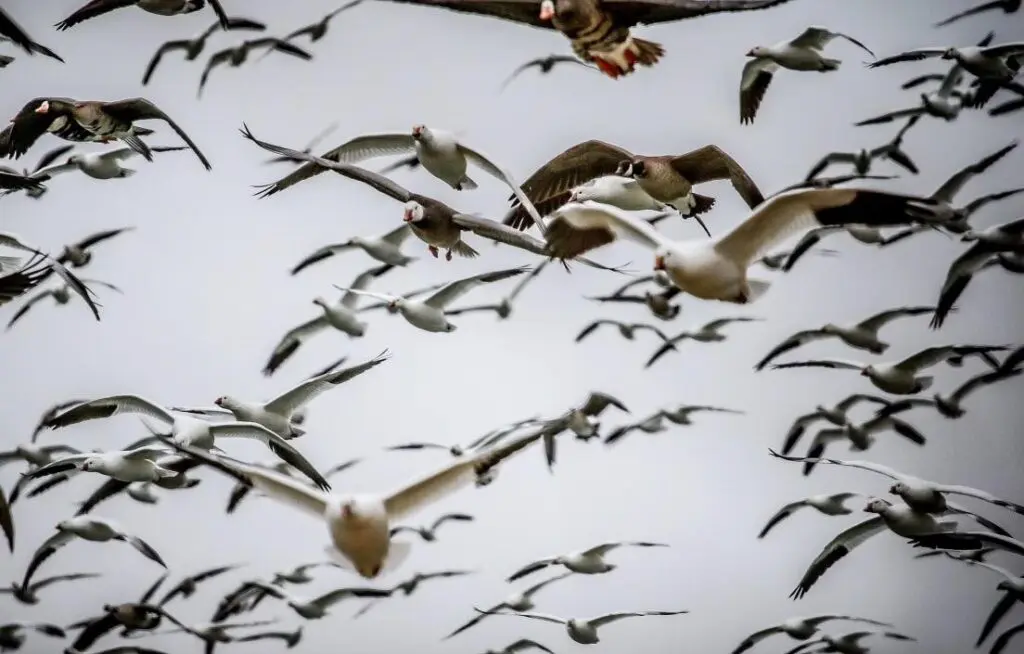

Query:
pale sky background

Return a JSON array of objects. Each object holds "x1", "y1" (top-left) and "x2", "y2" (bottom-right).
[{"x1": 1, "y1": 1, "x2": 1023, "y2": 653}]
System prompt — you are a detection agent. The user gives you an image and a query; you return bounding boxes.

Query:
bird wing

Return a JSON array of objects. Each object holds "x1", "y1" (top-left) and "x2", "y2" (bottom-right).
[
  {"x1": 313, "y1": 586, "x2": 391, "y2": 609},
  {"x1": 770, "y1": 358, "x2": 866, "y2": 371},
  {"x1": 790, "y1": 517, "x2": 886, "y2": 598},
  {"x1": 805, "y1": 152, "x2": 857, "y2": 180},
  {"x1": 378, "y1": 223, "x2": 413, "y2": 247},
  {"x1": 423, "y1": 266, "x2": 529, "y2": 309},
  {"x1": 934, "y1": 483, "x2": 1024, "y2": 516},
  {"x1": 208, "y1": 422, "x2": 330, "y2": 490},
  {"x1": 0, "y1": 485, "x2": 11, "y2": 552},
  {"x1": 20, "y1": 530, "x2": 76, "y2": 590},
  {"x1": 757, "y1": 501, "x2": 809, "y2": 539},
  {"x1": 45, "y1": 395, "x2": 176, "y2": 429},
  {"x1": 951, "y1": 369, "x2": 1021, "y2": 403},
  {"x1": 868, "y1": 48, "x2": 947, "y2": 67},
  {"x1": 739, "y1": 58, "x2": 776, "y2": 124},
  {"x1": 141, "y1": 40, "x2": 190, "y2": 85},
  {"x1": 754, "y1": 330, "x2": 830, "y2": 370},
  {"x1": 983, "y1": 43, "x2": 1024, "y2": 58},
  {"x1": 788, "y1": 26, "x2": 836, "y2": 50},
  {"x1": 5, "y1": 289, "x2": 56, "y2": 330},
  {"x1": 769, "y1": 450, "x2": 905, "y2": 480},
  {"x1": 590, "y1": 610, "x2": 687, "y2": 628},
  {"x1": 579, "y1": 392, "x2": 629, "y2": 416},
  {"x1": 545, "y1": 200, "x2": 673, "y2": 260},
  {"x1": 30, "y1": 161, "x2": 78, "y2": 179},
  {"x1": 934, "y1": 1, "x2": 1005, "y2": 27},
  {"x1": 895, "y1": 346, "x2": 959, "y2": 372},
  {"x1": 101, "y1": 98, "x2": 212, "y2": 170},
  {"x1": 930, "y1": 142, "x2": 1018, "y2": 204},
  {"x1": 452, "y1": 213, "x2": 548, "y2": 256},
  {"x1": 856, "y1": 305, "x2": 935, "y2": 332},
  {"x1": 263, "y1": 315, "x2": 330, "y2": 376},
  {"x1": 75, "y1": 226, "x2": 135, "y2": 250},
  {"x1": 732, "y1": 627, "x2": 784, "y2": 654},
  {"x1": 669, "y1": 144, "x2": 764, "y2": 209},
  {"x1": 457, "y1": 143, "x2": 546, "y2": 232},
  {"x1": 264, "y1": 350, "x2": 389, "y2": 415}
]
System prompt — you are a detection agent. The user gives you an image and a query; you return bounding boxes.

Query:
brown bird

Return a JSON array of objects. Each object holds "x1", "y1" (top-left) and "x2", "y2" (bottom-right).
[{"x1": 0, "y1": 9, "x2": 63, "y2": 61}]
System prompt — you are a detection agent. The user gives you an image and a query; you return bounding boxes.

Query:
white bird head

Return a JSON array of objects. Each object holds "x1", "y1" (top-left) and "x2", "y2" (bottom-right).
[
  {"x1": 889, "y1": 481, "x2": 910, "y2": 495},
  {"x1": 746, "y1": 46, "x2": 768, "y2": 58},
  {"x1": 860, "y1": 365, "x2": 875, "y2": 377},
  {"x1": 959, "y1": 230, "x2": 979, "y2": 242},
  {"x1": 411, "y1": 124, "x2": 428, "y2": 141},
  {"x1": 863, "y1": 497, "x2": 891, "y2": 514},
  {"x1": 941, "y1": 48, "x2": 959, "y2": 61},
  {"x1": 403, "y1": 201, "x2": 426, "y2": 225},
  {"x1": 79, "y1": 456, "x2": 101, "y2": 472},
  {"x1": 444, "y1": 322, "x2": 458, "y2": 333},
  {"x1": 653, "y1": 248, "x2": 673, "y2": 273},
  {"x1": 538, "y1": 0, "x2": 555, "y2": 21},
  {"x1": 214, "y1": 396, "x2": 234, "y2": 410}
]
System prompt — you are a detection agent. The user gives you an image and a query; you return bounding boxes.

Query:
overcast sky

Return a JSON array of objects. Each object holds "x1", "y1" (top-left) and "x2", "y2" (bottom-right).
[{"x1": 1, "y1": 1, "x2": 1022, "y2": 653}]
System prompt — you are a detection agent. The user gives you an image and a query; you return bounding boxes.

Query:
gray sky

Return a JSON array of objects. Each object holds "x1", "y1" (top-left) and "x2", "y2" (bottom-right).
[{"x1": 1, "y1": 1, "x2": 1023, "y2": 653}]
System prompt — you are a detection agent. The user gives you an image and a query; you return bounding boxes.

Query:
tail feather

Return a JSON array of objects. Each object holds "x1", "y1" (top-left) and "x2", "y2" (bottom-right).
[
  {"x1": 820, "y1": 58, "x2": 841, "y2": 71},
  {"x1": 630, "y1": 37, "x2": 664, "y2": 67},
  {"x1": 742, "y1": 279, "x2": 772, "y2": 304},
  {"x1": 916, "y1": 376, "x2": 934, "y2": 392},
  {"x1": 690, "y1": 193, "x2": 716, "y2": 215},
  {"x1": 456, "y1": 176, "x2": 478, "y2": 190},
  {"x1": 119, "y1": 132, "x2": 153, "y2": 162}
]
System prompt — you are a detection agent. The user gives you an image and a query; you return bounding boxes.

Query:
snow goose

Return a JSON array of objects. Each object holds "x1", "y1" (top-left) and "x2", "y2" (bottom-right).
[
  {"x1": 917, "y1": 140, "x2": 1019, "y2": 228},
  {"x1": 173, "y1": 350, "x2": 388, "y2": 439},
  {"x1": 952, "y1": 559, "x2": 1024, "y2": 647},
  {"x1": 754, "y1": 305, "x2": 939, "y2": 370},
  {"x1": 389, "y1": 513, "x2": 474, "y2": 542},
  {"x1": 909, "y1": 531, "x2": 1024, "y2": 558},
  {"x1": 0, "y1": 573, "x2": 99, "y2": 606},
  {"x1": 0, "y1": 9, "x2": 63, "y2": 61},
  {"x1": 154, "y1": 424, "x2": 549, "y2": 579},
  {"x1": 805, "y1": 116, "x2": 920, "y2": 180},
  {"x1": 4, "y1": 97, "x2": 212, "y2": 170},
  {"x1": 732, "y1": 615, "x2": 893, "y2": 654},
  {"x1": 790, "y1": 416, "x2": 926, "y2": 473},
  {"x1": 42, "y1": 395, "x2": 332, "y2": 490},
  {"x1": 273, "y1": 0, "x2": 365, "y2": 45},
  {"x1": 46, "y1": 226, "x2": 136, "y2": 275},
  {"x1": 757, "y1": 493, "x2": 867, "y2": 539},
  {"x1": 769, "y1": 344, "x2": 1009, "y2": 394},
  {"x1": 30, "y1": 145, "x2": 187, "y2": 182},
  {"x1": 355, "y1": 570, "x2": 473, "y2": 616},
  {"x1": 542, "y1": 188, "x2": 941, "y2": 303},
  {"x1": 198, "y1": 38, "x2": 313, "y2": 98},
  {"x1": 445, "y1": 573, "x2": 572, "y2": 639},
  {"x1": 291, "y1": 224, "x2": 416, "y2": 273},
  {"x1": 585, "y1": 276, "x2": 682, "y2": 321},
  {"x1": 263, "y1": 264, "x2": 394, "y2": 376},
  {"x1": 157, "y1": 565, "x2": 242, "y2": 607},
  {"x1": 574, "y1": 319, "x2": 670, "y2": 344},
  {"x1": 931, "y1": 217, "x2": 1024, "y2": 328},
  {"x1": 530, "y1": 392, "x2": 630, "y2": 467},
  {"x1": 6, "y1": 278, "x2": 121, "y2": 330},
  {"x1": 786, "y1": 630, "x2": 915, "y2": 654},
  {"x1": 74, "y1": 453, "x2": 203, "y2": 516},
  {"x1": 235, "y1": 626, "x2": 304, "y2": 648},
  {"x1": 225, "y1": 580, "x2": 390, "y2": 619},
  {"x1": 263, "y1": 123, "x2": 338, "y2": 166},
  {"x1": 57, "y1": 0, "x2": 232, "y2": 31},
  {"x1": 603, "y1": 405, "x2": 741, "y2": 445},
  {"x1": 373, "y1": 0, "x2": 796, "y2": 79},
  {"x1": 0, "y1": 623, "x2": 65, "y2": 651},
  {"x1": 501, "y1": 53, "x2": 594, "y2": 89},
  {"x1": 472, "y1": 608, "x2": 688, "y2": 645},
  {"x1": 781, "y1": 223, "x2": 927, "y2": 272},
  {"x1": 504, "y1": 140, "x2": 764, "y2": 232},
  {"x1": 507, "y1": 541, "x2": 665, "y2": 582},
  {"x1": 741, "y1": 26, "x2": 876, "y2": 124},
  {"x1": 0, "y1": 234, "x2": 100, "y2": 319},
  {"x1": 334, "y1": 266, "x2": 529, "y2": 333},
  {"x1": 68, "y1": 600, "x2": 182, "y2": 651},
  {"x1": 768, "y1": 451, "x2": 1024, "y2": 517},
  {"x1": 780, "y1": 394, "x2": 901, "y2": 454},
  {"x1": 483, "y1": 639, "x2": 555, "y2": 654},
  {"x1": 446, "y1": 259, "x2": 550, "y2": 320},
  {"x1": 936, "y1": 1, "x2": 1022, "y2": 27},
  {"x1": 645, "y1": 316, "x2": 761, "y2": 367},
  {"x1": 20, "y1": 447, "x2": 177, "y2": 484},
  {"x1": 874, "y1": 368, "x2": 1022, "y2": 420},
  {"x1": 141, "y1": 16, "x2": 268, "y2": 85}
]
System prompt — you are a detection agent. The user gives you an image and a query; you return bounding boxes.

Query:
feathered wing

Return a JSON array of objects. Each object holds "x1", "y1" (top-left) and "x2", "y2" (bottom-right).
[{"x1": 790, "y1": 517, "x2": 887, "y2": 599}]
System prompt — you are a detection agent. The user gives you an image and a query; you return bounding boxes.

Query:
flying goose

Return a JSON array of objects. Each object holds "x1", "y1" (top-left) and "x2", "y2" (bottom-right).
[
  {"x1": 930, "y1": 217, "x2": 1024, "y2": 328},
  {"x1": 805, "y1": 116, "x2": 920, "y2": 180},
  {"x1": 0, "y1": 623, "x2": 65, "y2": 651},
  {"x1": 2, "y1": 97, "x2": 212, "y2": 169},
  {"x1": 567, "y1": 174, "x2": 707, "y2": 233},
  {"x1": 645, "y1": 317, "x2": 761, "y2": 367},
  {"x1": 0, "y1": 256, "x2": 54, "y2": 310},
  {"x1": 172, "y1": 350, "x2": 389, "y2": 439},
  {"x1": 575, "y1": 319, "x2": 670, "y2": 344},
  {"x1": 785, "y1": 630, "x2": 916, "y2": 654},
  {"x1": 936, "y1": 0, "x2": 1022, "y2": 27},
  {"x1": 356, "y1": 570, "x2": 474, "y2": 616},
  {"x1": 6, "y1": 279, "x2": 122, "y2": 330},
  {"x1": 0, "y1": 234, "x2": 101, "y2": 319},
  {"x1": 225, "y1": 460, "x2": 337, "y2": 513},
  {"x1": 292, "y1": 225, "x2": 415, "y2": 273},
  {"x1": 30, "y1": 145, "x2": 188, "y2": 183},
  {"x1": 732, "y1": 615, "x2": 893, "y2": 654},
  {"x1": 264, "y1": 122, "x2": 339, "y2": 165},
  {"x1": 334, "y1": 267, "x2": 529, "y2": 333},
  {"x1": 791, "y1": 416, "x2": 927, "y2": 473},
  {"x1": 67, "y1": 599, "x2": 181, "y2": 651},
  {"x1": 504, "y1": 140, "x2": 764, "y2": 232},
  {"x1": 780, "y1": 394, "x2": 900, "y2": 454},
  {"x1": 74, "y1": 453, "x2": 203, "y2": 516},
  {"x1": 916, "y1": 140, "x2": 1019, "y2": 228},
  {"x1": 501, "y1": 53, "x2": 594, "y2": 89},
  {"x1": 445, "y1": 573, "x2": 572, "y2": 639},
  {"x1": 768, "y1": 452, "x2": 1024, "y2": 517},
  {"x1": 754, "y1": 246, "x2": 838, "y2": 271},
  {"x1": 0, "y1": 9, "x2": 63, "y2": 61},
  {"x1": 446, "y1": 260, "x2": 549, "y2": 320},
  {"x1": 769, "y1": 345, "x2": 1009, "y2": 395},
  {"x1": 198, "y1": 38, "x2": 313, "y2": 97},
  {"x1": 604, "y1": 405, "x2": 741, "y2": 445},
  {"x1": 754, "y1": 305, "x2": 939, "y2": 370},
  {"x1": 544, "y1": 188, "x2": 940, "y2": 302},
  {"x1": 0, "y1": 572, "x2": 99, "y2": 605},
  {"x1": 157, "y1": 564, "x2": 242, "y2": 606},
  {"x1": 42, "y1": 395, "x2": 332, "y2": 490},
  {"x1": 472, "y1": 608, "x2": 688, "y2": 645},
  {"x1": 21, "y1": 447, "x2": 179, "y2": 484},
  {"x1": 508, "y1": 541, "x2": 666, "y2": 582},
  {"x1": 782, "y1": 223, "x2": 929, "y2": 272},
  {"x1": 274, "y1": 0, "x2": 365, "y2": 46},
  {"x1": 482, "y1": 639, "x2": 555, "y2": 654},
  {"x1": 757, "y1": 493, "x2": 867, "y2": 539},
  {"x1": 263, "y1": 264, "x2": 395, "y2": 376},
  {"x1": 873, "y1": 368, "x2": 1022, "y2": 420},
  {"x1": 235, "y1": 626, "x2": 304, "y2": 649},
  {"x1": 56, "y1": 0, "x2": 232, "y2": 32},
  {"x1": 531, "y1": 392, "x2": 630, "y2": 467},
  {"x1": 226, "y1": 580, "x2": 391, "y2": 619},
  {"x1": 373, "y1": 0, "x2": 796, "y2": 79},
  {"x1": 389, "y1": 513, "x2": 475, "y2": 542},
  {"x1": 740, "y1": 26, "x2": 876, "y2": 124},
  {"x1": 155, "y1": 425, "x2": 549, "y2": 579},
  {"x1": 141, "y1": 16, "x2": 268, "y2": 84},
  {"x1": 585, "y1": 274, "x2": 682, "y2": 321}
]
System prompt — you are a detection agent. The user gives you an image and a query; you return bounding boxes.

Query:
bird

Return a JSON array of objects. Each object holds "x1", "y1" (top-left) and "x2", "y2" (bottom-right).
[
  {"x1": 542, "y1": 188, "x2": 940, "y2": 304},
  {"x1": 472, "y1": 608, "x2": 688, "y2": 645},
  {"x1": 445, "y1": 573, "x2": 573, "y2": 639},
  {"x1": 389, "y1": 513, "x2": 475, "y2": 542},
  {"x1": 0, "y1": 623, "x2": 66, "y2": 651},
  {"x1": 769, "y1": 344, "x2": 1009, "y2": 395},
  {"x1": 445, "y1": 260, "x2": 549, "y2": 320},
  {"x1": 644, "y1": 316, "x2": 761, "y2": 367},
  {"x1": 873, "y1": 368, "x2": 1022, "y2": 420},
  {"x1": 291, "y1": 224, "x2": 416, "y2": 273},
  {"x1": 584, "y1": 273, "x2": 682, "y2": 321},
  {"x1": 508, "y1": 541, "x2": 667, "y2": 581},
  {"x1": 732, "y1": 615, "x2": 894, "y2": 654},
  {"x1": 574, "y1": 319, "x2": 670, "y2": 344},
  {"x1": 0, "y1": 8, "x2": 63, "y2": 61},
  {"x1": 275, "y1": 0, "x2": 365, "y2": 45},
  {"x1": 951, "y1": 559, "x2": 1024, "y2": 648},
  {"x1": 355, "y1": 569, "x2": 474, "y2": 616},
  {"x1": 0, "y1": 169, "x2": 45, "y2": 193},
  {"x1": 2, "y1": 97, "x2": 212, "y2": 170},
  {"x1": 914, "y1": 140, "x2": 1020, "y2": 228},
  {"x1": 333, "y1": 267, "x2": 530, "y2": 333},
  {"x1": 29, "y1": 145, "x2": 189, "y2": 184},
  {"x1": 385, "y1": 418, "x2": 545, "y2": 459},
  {"x1": 263, "y1": 122, "x2": 340, "y2": 165},
  {"x1": 0, "y1": 256, "x2": 59, "y2": 311},
  {"x1": 935, "y1": 0, "x2": 1022, "y2": 27},
  {"x1": 198, "y1": 37, "x2": 313, "y2": 97},
  {"x1": 35, "y1": 227, "x2": 136, "y2": 285},
  {"x1": 502, "y1": 140, "x2": 765, "y2": 232},
  {"x1": 6, "y1": 279, "x2": 122, "y2": 330},
  {"x1": 532, "y1": 391, "x2": 630, "y2": 467},
  {"x1": 234, "y1": 626, "x2": 304, "y2": 649},
  {"x1": 19, "y1": 447, "x2": 180, "y2": 484},
  {"x1": 792, "y1": 415, "x2": 927, "y2": 472},
  {"x1": 787, "y1": 631, "x2": 916, "y2": 654},
  {"x1": 157, "y1": 564, "x2": 242, "y2": 606},
  {"x1": 501, "y1": 53, "x2": 594, "y2": 89},
  {"x1": 0, "y1": 572, "x2": 100, "y2": 606},
  {"x1": 225, "y1": 580, "x2": 391, "y2": 619},
  {"x1": 141, "y1": 16, "x2": 268, "y2": 84},
  {"x1": 0, "y1": 233, "x2": 102, "y2": 319},
  {"x1": 780, "y1": 394, "x2": 901, "y2": 454},
  {"x1": 754, "y1": 305, "x2": 940, "y2": 370},
  {"x1": 373, "y1": 0, "x2": 797, "y2": 79},
  {"x1": 57, "y1": 0, "x2": 232, "y2": 32},
  {"x1": 604, "y1": 405, "x2": 742, "y2": 445},
  {"x1": 757, "y1": 493, "x2": 866, "y2": 539},
  {"x1": 781, "y1": 223, "x2": 930, "y2": 272},
  {"x1": 805, "y1": 116, "x2": 921, "y2": 180},
  {"x1": 480, "y1": 639, "x2": 555, "y2": 654},
  {"x1": 740, "y1": 26, "x2": 876, "y2": 124}
]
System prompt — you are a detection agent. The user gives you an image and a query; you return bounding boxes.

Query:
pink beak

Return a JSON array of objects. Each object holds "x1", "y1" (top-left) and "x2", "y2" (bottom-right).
[
  {"x1": 403, "y1": 210, "x2": 413, "y2": 222},
  {"x1": 653, "y1": 255, "x2": 665, "y2": 271},
  {"x1": 411, "y1": 126, "x2": 422, "y2": 138},
  {"x1": 539, "y1": 3, "x2": 554, "y2": 20}
]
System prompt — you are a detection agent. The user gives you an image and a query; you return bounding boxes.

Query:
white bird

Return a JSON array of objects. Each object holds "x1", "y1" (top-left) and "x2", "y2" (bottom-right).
[
  {"x1": 31, "y1": 145, "x2": 187, "y2": 181},
  {"x1": 446, "y1": 260, "x2": 550, "y2": 320},
  {"x1": 389, "y1": 513, "x2": 474, "y2": 542},
  {"x1": 20, "y1": 447, "x2": 176, "y2": 484},
  {"x1": 732, "y1": 615, "x2": 893, "y2": 654},
  {"x1": 958, "y1": 558, "x2": 1024, "y2": 647},
  {"x1": 445, "y1": 573, "x2": 572, "y2": 639},
  {"x1": 873, "y1": 368, "x2": 1022, "y2": 419},
  {"x1": 855, "y1": 49, "x2": 976, "y2": 124},
  {"x1": 754, "y1": 305, "x2": 940, "y2": 370},
  {"x1": 335, "y1": 267, "x2": 529, "y2": 333},
  {"x1": 481, "y1": 639, "x2": 555, "y2": 654},
  {"x1": 787, "y1": 630, "x2": 916, "y2": 654},
  {"x1": 0, "y1": 233, "x2": 100, "y2": 319},
  {"x1": 472, "y1": 608, "x2": 688, "y2": 645},
  {"x1": 542, "y1": 189, "x2": 940, "y2": 304},
  {"x1": 42, "y1": 395, "x2": 331, "y2": 490},
  {"x1": 226, "y1": 580, "x2": 391, "y2": 619},
  {"x1": 603, "y1": 405, "x2": 742, "y2": 445},
  {"x1": 6, "y1": 278, "x2": 121, "y2": 330},
  {"x1": 782, "y1": 223, "x2": 930, "y2": 272},
  {"x1": 757, "y1": 493, "x2": 866, "y2": 539},
  {"x1": 781, "y1": 394, "x2": 897, "y2": 454},
  {"x1": 507, "y1": 541, "x2": 667, "y2": 582},
  {"x1": 290, "y1": 224, "x2": 416, "y2": 273},
  {"x1": 171, "y1": 350, "x2": 388, "y2": 439},
  {"x1": 645, "y1": 316, "x2": 761, "y2": 367},
  {"x1": 770, "y1": 345, "x2": 1009, "y2": 394},
  {"x1": 153, "y1": 425, "x2": 548, "y2": 579},
  {"x1": 741, "y1": 26, "x2": 876, "y2": 124}
]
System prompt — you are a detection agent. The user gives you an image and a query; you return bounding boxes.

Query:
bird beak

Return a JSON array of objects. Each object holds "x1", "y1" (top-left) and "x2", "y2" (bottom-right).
[
  {"x1": 34, "y1": 101, "x2": 49, "y2": 114},
  {"x1": 745, "y1": 49, "x2": 756, "y2": 57},
  {"x1": 411, "y1": 126, "x2": 422, "y2": 138},
  {"x1": 402, "y1": 210, "x2": 413, "y2": 223},
  {"x1": 653, "y1": 255, "x2": 665, "y2": 271},
  {"x1": 539, "y1": 1, "x2": 554, "y2": 20}
]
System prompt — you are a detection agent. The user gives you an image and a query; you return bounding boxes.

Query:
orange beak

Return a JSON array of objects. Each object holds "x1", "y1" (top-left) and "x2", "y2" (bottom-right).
[
  {"x1": 653, "y1": 255, "x2": 665, "y2": 271},
  {"x1": 539, "y1": 3, "x2": 554, "y2": 20}
]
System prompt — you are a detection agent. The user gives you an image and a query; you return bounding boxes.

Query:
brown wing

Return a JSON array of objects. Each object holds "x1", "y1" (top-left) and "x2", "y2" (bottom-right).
[
  {"x1": 0, "y1": 9, "x2": 64, "y2": 60},
  {"x1": 604, "y1": 0, "x2": 796, "y2": 27},
  {"x1": 3, "y1": 97, "x2": 76, "y2": 159},
  {"x1": 56, "y1": 0, "x2": 141, "y2": 30},
  {"x1": 669, "y1": 144, "x2": 764, "y2": 208},
  {"x1": 544, "y1": 214, "x2": 616, "y2": 259},
  {"x1": 100, "y1": 98, "x2": 212, "y2": 170},
  {"x1": 372, "y1": 0, "x2": 553, "y2": 28},
  {"x1": 505, "y1": 140, "x2": 633, "y2": 230}
]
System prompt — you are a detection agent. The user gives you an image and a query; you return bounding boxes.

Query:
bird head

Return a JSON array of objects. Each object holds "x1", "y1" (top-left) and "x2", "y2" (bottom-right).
[
  {"x1": 79, "y1": 457, "x2": 99, "y2": 472},
  {"x1": 889, "y1": 481, "x2": 910, "y2": 495},
  {"x1": 614, "y1": 160, "x2": 633, "y2": 177},
  {"x1": 411, "y1": 124, "x2": 427, "y2": 140},
  {"x1": 863, "y1": 498, "x2": 890, "y2": 514},
  {"x1": 403, "y1": 201, "x2": 425, "y2": 224},
  {"x1": 745, "y1": 47, "x2": 766, "y2": 58},
  {"x1": 653, "y1": 249, "x2": 673, "y2": 273},
  {"x1": 627, "y1": 159, "x2": 647, "y2": 178},
  {"x1": 941, "y1": 48, "x2": 958, "y2": 60},
  {"x1": 214, "y1": 396, "x2": 229, "y2": 409},
  {"x1": 959, "y1": 230, "x2": 979, "y2": 243},
  {"x1": 33, "y1": 100, "x2": 51, "y2": 114},
  {"x1": 538, "y1": 0, "x2": 556, "y2": 21}
]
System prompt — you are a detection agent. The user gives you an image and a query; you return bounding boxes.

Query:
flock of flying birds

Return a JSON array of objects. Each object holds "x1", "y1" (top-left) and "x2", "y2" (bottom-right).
[{"x1": 0, "y1": 1, "x2": 1023, "y2": 653}]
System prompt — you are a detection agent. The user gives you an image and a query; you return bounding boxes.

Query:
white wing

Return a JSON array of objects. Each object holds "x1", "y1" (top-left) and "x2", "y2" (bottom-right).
[
  {"x1": 553, "y1": 201, "x2": 674, "y2": 251},
  {"x1": 47, "y1": 395, "x2": 176, "y2": 429},
  {"x1": 458, "y1": 143, "x2": 547, "y2": 233}
]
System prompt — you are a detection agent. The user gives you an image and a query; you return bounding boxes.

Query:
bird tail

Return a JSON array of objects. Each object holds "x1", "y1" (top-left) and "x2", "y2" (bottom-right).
[
  {"x1": 690, "y1": 193, "x2": 716, "y2": 215},
  {"x1": 820, "y1": 58, "x2": 841, "y2": 71},
  {"x1": 451, "y1": 240, "x2": 480, "y2": 259},
  {"x1": 120, "y1": 132, "x2": 153, "y2": 162},
  {"x1": 629, "y1": 37, "x2": 664, "y2": 67},
  {"x1": 916, "y1": 376, "x2": 934, "y2": 392},
  {"x1": 456, "y1": 176, "x2": 478, "y2": 191},
  {"x1": 743, "y1": 279, "x2": 772, "y2": 304},
  {"x1": 117, "y1": 168, "x2": 137, "y2": 178}
]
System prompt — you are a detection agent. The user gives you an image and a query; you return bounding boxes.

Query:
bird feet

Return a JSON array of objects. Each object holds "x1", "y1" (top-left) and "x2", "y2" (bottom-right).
[
  {"x1": 445, "y1": 250, "x2": 453, "y2": 261},
  {"x1": 428, "y1": 246, "x2": 439, "y2": 259}
]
